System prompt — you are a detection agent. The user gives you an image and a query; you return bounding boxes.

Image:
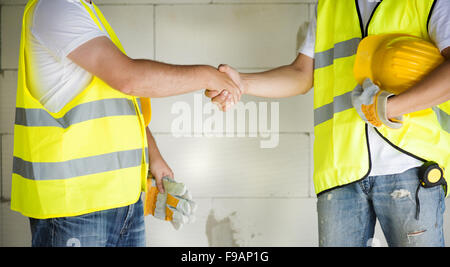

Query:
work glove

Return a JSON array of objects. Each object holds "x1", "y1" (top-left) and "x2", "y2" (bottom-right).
[
  {"x1": 351, "y1": 78, "x2": 403, "y2": 129},
  {"x1": 144, "y1": 176, "x2": 197, "y2": 230}
]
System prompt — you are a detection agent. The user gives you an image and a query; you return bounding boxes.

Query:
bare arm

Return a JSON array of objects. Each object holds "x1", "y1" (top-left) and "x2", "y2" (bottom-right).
[
  {"x1": 146, "y1": 127, "x2": 173, "y2": 193},
  {"x1": 387, "y1": 47, "x2": 450, "y2": 118},
  {"x1": 68, "y1": 36, "x2": 241, "y2": 101},
  {"x1": 205, "y1": 53, "x2": 313, "y2": 110},
  {"x1": 241, "y1": 53, "x2": 314, "y2": 98}
]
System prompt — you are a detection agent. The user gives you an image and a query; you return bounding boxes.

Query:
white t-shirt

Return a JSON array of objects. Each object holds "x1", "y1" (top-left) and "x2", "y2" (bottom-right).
[
  {"x1": 28, "y1": 0, "x2": 109, "y2": 113},
  {"x1": 299, "y1": 0, "x2": 450, "y2": 176}
]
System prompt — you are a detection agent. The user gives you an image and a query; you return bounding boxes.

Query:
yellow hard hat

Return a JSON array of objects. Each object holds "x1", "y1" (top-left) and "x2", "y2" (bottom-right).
[
  {"x1": 354, "y1": 34, "x2": 444, "y2": 95},
  {"x1": 141, "y1": 97, "x2": 152, "y2": 126}
]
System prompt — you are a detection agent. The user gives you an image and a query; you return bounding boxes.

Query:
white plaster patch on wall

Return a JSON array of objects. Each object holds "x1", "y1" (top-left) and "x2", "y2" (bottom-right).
[
  {"x1": 205, "y1": 210, "x2": 239, "y2": 247},
  {"x1": 205, "y1": 209, "x2": 262, "y2": 247}
]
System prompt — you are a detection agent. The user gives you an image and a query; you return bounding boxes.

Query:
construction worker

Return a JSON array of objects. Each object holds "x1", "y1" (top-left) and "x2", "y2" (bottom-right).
[
  {"x1": 206, "y1": 0, "x2": 450, "y2": 246},
  {"x1": 12, "y1": 0, "x2": 241, "y2": 247}
]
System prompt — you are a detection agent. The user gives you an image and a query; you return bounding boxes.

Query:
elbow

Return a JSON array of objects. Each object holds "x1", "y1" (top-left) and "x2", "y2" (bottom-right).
[
  {"x1": 299, "y1": 78, "x2": 314, "y2": 95},
  {"x1": 292, "y1": 67, "x2": 313, "y2": 96},
  {"x1": 296, "y1": 86, "x2": 312, "y2": 96},
  {"x1": 116, "y1": 78, "x2": 161, "y2": 98},
  {"x1": 290, "y1": 53, "x2": 314, "y2": 95},
  {"x1": 111, "y1": 59, "x2": 138, "y2": 95},
  {"x1": 113, "y1": 67, "x2": 143, "y2": 96},
  {"x1": 117, "y1": 79, "x2": 135, "y2": 96},
  {"x1": 113, "y1": 59, "x2": 161, "y2": 97}
]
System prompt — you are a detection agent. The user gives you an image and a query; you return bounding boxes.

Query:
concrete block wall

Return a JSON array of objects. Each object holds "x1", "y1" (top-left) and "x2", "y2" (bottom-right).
[{"x1": 0, "y1": 0, "x2": 448, "y2": 247}]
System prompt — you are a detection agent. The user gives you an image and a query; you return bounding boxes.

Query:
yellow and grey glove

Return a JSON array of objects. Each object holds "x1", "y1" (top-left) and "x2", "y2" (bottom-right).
[
  {"x1": 351, "y1": 78, "x2": 403, "y2": 129},
  {"x1": 144, "y1": 176, "x2": 197, "y2": 230}
]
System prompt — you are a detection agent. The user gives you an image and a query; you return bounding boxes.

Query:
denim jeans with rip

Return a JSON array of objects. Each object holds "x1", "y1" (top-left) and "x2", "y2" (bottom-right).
[{"x1": 317, "y1": 167, "x2": 446, "y2": 247}]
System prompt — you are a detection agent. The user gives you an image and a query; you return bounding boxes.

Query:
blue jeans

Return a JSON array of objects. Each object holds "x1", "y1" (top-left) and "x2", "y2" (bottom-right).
[
  {"x1": 317, "y1": 167, "x2": 446, "y2": 247},
  {"x1": 29, "y1": 195, "x2": 146, "y2": 247}
]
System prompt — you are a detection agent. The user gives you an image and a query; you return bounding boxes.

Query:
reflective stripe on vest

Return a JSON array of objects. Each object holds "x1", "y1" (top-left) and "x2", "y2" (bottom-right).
[
  {"x1": 313, "y1": 0, "x2": 448, "y2": 196},
  {"x1": 314, "y1": 38, "x2": 361, "y2": 70},
  {"x1": 432, "y1": 107, "x2": 450, "y2": 133},
  {"x1": 14, "y1": 148, "x2": 143, "y2": 180},
  {"x1": 314, "y1": 90, "x2": 354, "y2": 126},
  {"x1": 15, "y1": 98, "x2": 136, "y2": 128}
]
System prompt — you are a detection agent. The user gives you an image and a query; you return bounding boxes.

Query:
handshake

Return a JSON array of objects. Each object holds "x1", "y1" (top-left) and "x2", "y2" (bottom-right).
[{"x1": 205, "y1": 64, "x2": 245, "y2": 112}]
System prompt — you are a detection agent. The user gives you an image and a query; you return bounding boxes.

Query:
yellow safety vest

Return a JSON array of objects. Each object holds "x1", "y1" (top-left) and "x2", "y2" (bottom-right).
[
  {"x1": 313, "y1": 0, "x2": 449, "y2": 196},
  {"x1": 11, "y1": 0, "x2": 151, "y2": 219}
]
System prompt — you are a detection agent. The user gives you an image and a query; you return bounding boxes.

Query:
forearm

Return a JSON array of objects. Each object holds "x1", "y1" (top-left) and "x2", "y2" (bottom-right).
[
  {"x1": 241, "y1": 65, "x2": 312, "y2": 98},
  {"x1": 145, "y1": 127, "x2": 174, "y2": 189},
  {"x1": 241, "y1": 53, "x2": 313, "y2": 98},
  {"x1": 387, "y1": 59, "x2": 450, "y2": 118},
  {"x1": 146, "y1": 127, "x2": 163, "y2": 162},
  {"x1": 125, "y1": 60, "x2": 216, "y2": 98}
]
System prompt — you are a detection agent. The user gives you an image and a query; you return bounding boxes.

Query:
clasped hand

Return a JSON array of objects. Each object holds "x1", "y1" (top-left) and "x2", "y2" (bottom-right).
[{"x1": 206, "y1": 64, "x2": 244, "y2": 111}]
